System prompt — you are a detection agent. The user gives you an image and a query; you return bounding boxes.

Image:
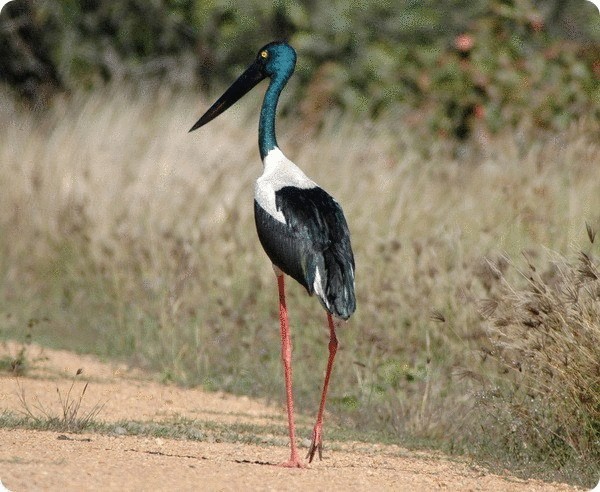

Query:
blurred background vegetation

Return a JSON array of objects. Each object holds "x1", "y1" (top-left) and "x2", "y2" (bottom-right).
[
  {"x1": 1, "y1": 0, "x2": 599, "y2": 140},
  {"x1": 1, "y1": 0, "x2": 599, "y2": 487}
]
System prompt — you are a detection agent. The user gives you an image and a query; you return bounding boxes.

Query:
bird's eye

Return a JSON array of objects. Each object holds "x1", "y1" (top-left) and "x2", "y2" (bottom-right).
[{"x1": 260, "y1": 50, "x2": 269, "y2": 59}]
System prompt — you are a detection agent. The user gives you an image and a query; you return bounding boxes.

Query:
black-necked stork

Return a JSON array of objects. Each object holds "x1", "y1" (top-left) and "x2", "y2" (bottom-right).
[{"x1": 189, "y1": 41, "x2": 355, "y2": 468}]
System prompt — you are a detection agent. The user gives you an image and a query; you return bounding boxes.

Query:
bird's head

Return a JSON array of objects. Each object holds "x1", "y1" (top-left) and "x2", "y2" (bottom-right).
[
  {"x1": 256, "y1": 41, "x2": 297, "y2": 80},
  {"x1": 189, "y1": 41, "x2": 296, "y2": 132}
]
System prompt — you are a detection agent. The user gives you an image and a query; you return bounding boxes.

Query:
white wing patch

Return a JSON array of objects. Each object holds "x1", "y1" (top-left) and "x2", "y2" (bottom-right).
[
  {"x1": 255, "y1": 147, "x2": 316, "y2": 224},
  {"x1": 313, "y1": 266, "x2": 330, "y2": 310}
]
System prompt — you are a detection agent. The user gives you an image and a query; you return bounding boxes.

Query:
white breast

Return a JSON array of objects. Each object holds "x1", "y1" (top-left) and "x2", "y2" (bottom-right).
[{"x1": 255, "y1": 147, "x2": 316, "y2": 224}]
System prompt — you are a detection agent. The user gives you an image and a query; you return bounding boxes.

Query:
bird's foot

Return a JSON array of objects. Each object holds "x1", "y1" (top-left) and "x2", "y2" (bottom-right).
[
  {"x1": 306, "y1": 425, "x2": 323, "y2": 463},
  {"x1": 278, "y1": 458, "x2": 308, "y2": 468}
]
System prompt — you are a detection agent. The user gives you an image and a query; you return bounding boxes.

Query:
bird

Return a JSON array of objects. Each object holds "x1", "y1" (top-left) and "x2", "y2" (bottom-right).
[{"x1": 189, "y1": 41, "x2": 355, "y2": 468}]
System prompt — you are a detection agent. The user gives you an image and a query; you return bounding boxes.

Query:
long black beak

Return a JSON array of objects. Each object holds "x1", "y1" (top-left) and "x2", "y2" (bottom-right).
[{"x1": 189, "y1": 61, "x2": 266, "y2": 132}]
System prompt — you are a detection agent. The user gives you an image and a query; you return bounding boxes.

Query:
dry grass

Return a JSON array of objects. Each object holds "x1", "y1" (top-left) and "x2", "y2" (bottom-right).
[
  {"x1": 0, "y1": 84, "x2": 598, "y2": 485},
  {"x1": 15, "y1": 370, "x2": 106, "y2": 432},
  {"x1": 474, "y1": 249, "x2": 600, "y2": 481}
]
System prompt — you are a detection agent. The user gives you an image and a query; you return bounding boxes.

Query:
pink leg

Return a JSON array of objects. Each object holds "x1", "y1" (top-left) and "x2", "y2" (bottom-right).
[
  {"x1": 276, "y1": 274, "x2": 306, "y2": 468},
  {"x1": 307, "y1": 312, "x2": 338, "y2": 462}
]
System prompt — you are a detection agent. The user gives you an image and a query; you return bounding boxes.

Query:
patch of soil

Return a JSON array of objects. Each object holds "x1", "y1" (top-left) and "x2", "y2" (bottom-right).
[{"x1": 0, "y1": 342, "x2": 577, "y2": 491}]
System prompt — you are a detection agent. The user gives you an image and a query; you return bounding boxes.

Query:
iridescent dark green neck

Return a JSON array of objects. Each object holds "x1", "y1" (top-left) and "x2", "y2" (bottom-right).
[{"x1": 258, "y1": 76, "x2": 287, "y2": 160}]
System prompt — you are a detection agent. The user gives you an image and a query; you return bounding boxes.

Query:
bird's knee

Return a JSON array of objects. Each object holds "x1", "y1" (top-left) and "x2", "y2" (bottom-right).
[{"x1": 328, "y1": 337, "x2": 338, "y2": 354}]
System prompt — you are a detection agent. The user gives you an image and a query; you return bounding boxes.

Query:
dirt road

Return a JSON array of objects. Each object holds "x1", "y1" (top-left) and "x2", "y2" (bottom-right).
[{"x1": 0, "y1": 343, "x2": 576, "y2": 491}]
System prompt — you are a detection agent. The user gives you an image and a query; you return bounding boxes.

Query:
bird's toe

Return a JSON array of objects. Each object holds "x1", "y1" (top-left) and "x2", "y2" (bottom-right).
[
  {"x1": 306, "y1": 427, "x2": 324, "y2": 463},
  {"x1": 278, "y1": 459, "x2": 308, "y2": 469}
]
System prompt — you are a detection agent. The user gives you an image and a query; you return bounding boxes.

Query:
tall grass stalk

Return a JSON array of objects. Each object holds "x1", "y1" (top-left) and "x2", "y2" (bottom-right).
[
  {"x1": 0, "y1": 85, "x2": 598, "y2": 485},
  {"x1": 475, "y1": 249, "x2": 599, "y2": 484}
]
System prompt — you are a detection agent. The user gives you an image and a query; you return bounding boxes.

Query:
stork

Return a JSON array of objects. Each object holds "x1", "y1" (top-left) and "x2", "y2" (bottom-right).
[{"x1": 189, "y1": 41, "x2": 356, "y2": 468}]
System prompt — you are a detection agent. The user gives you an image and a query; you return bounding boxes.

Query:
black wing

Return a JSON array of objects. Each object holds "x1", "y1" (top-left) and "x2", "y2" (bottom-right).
[{"x1": 254, "y1": 186, "x2": 355, "y2": 319}]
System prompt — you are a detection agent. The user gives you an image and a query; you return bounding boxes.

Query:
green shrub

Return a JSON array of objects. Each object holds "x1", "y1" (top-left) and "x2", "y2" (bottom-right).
[{"x1": 1, "y1": 0, "x2": 598, "y2": 138}]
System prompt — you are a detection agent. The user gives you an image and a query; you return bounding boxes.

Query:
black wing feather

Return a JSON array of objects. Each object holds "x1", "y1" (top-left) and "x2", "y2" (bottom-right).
[{"x1": 254, "y1": 186, "x2": 355, "y2": 319}]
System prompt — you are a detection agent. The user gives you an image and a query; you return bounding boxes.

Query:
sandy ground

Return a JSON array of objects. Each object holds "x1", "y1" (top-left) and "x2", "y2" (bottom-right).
[{"x1": 0, "y1": 342, "x2": 578, "y2": 491}]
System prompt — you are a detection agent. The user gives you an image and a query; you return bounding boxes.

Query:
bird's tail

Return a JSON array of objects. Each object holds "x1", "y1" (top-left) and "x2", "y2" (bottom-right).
[{"x1": 321, "y1": 247, "x2": 355, "y2": 320}]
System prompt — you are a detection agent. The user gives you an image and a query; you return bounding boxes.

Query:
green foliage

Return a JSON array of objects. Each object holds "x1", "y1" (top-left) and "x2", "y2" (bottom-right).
[{"x1": 1, "y1": 0, "x2": 598, "y2": 138}]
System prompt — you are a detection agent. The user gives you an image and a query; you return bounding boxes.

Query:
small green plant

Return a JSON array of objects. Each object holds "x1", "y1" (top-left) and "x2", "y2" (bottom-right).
[
  {"x1": 16, "y1": 369, "x2": 106, "y2": 432},
  {"x1": 0, "y1": 345, "x2": 28, "y2": 375},
  {"x1": 0, "y1": 331, "x2": 35, "y2": 375}
]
